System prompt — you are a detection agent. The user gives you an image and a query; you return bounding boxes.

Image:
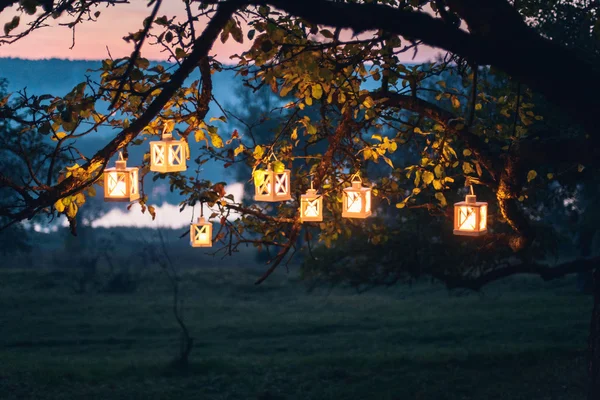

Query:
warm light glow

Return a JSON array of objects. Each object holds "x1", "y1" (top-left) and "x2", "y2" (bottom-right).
[
  {"x1": 300, "y1": 188, "x2": 323, "y2": 222},
  {"x1": 190, "y1": 217, "x2": 213, "y2": 247},
  {"x1": 150, "y1": 134, "x2": 187, "y2": 173},
  {"x1": 346, "y1": 192, "x2": 362, "y2": 213},
  {"x1": 107, "y1": 173, "x2": 127, "y2": 197},
  {"x1": 275, "y1": 173, "x2": 289, "y2": 195},
  {"x1": 453, "y1": 193, "x2": 487, "y2": 236},
  {"x1": 342, "y1": 179, "x2": 372, "y2": 219},
  {"x1": 254, "y1": 169, "x2": 292, "y2": 202},
  {"x1": 103, "y1": 157, "x2": 140, "y2": 202},
  {"x1": 480, "y1": 205, "x2": 487, "y2": 231},
  {"x1": 305, "y1": 199, "x2": 319, "y2": 217},
  {"x1": 457, "y1": 206, "x2": 477, "y2": 231}
]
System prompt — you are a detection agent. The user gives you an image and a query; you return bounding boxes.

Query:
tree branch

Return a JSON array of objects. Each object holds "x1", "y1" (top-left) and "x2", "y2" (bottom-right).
[{"x1": 439, "y1": 256, "x2": 600, "y2": 291}]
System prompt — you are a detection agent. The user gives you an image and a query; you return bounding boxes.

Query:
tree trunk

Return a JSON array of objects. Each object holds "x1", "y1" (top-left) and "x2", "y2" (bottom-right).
[{"x1": 588, "y1": 268, "x2": 600, "y2": 400}]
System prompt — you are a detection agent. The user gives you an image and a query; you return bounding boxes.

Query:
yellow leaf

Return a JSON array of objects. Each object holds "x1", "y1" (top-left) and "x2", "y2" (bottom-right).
[
  {"x1": 209, "y1": 132, "x2": 224, "y2": 148},
  {"x1": 234, "y1": 144, "x2": 245, "y2": 157},
  {"x1": 546, "y1": 173, "x2": 554, "y2": 180},
  {"x1": 422, "y1": 171, "x2": 434, "y2": 185},
  {"x1": 435, "y1": 192, "x2": 447, "y2": 207},
  {"x1": 362, "y1": 96, "x2": 375, "y2": 108},
  {"x1": 433, "y1": 180, "x2": 443, "y2": 190},
  {"x1": 74, "y1": 193, "x2": 86, "y2": 205},
  {"x1": 475, "y1": 103, "x2": 482, "y2": 110},
  {"x1": 382, "y1": 156, "x2": 393, "y2": 168},
  {"x1": 396, "y1": 202, "x2": 406, "y2": 209},
  {"x1": 527, "y1": 170, "x2": 537, "y2": 182},
  {"x1": 253, "y1": 145, "x2": 264, "y2": 160},
  {"x1": 463, "y1": 149, "x2": 472, "y2": 157},
  {"x1": 462, "y1": 162, "x2": 475, "y2": 174},
  {"x1": 54, "y1": 199, "x2": 65, "y2": 213},
  {"x1": 66, "y1": 202, "x2": 78, "y2": 218},
  {"x1": 311, "y1": 84, "x2": 323, "y2": 100},
  {"x1": 195, "y1": 129, "x2": 206, "y2": 143},
  {"x1": 578, "y1": 164, "x2": 585, "y2": 172},
  {"x1": 363, "y1": 148, "x2": 373, "y2": 160},
  {"x1": 451, "y1": 96, "x2": 460, "y2": 109},
  {"x1": 291, "y1": 128, "x2": 298, "y2": 140}
]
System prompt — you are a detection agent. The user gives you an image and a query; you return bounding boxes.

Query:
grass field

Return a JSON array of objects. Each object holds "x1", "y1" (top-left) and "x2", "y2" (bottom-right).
[{"x1": 0, "y1": 265, "x2": 591, "y2": 400}]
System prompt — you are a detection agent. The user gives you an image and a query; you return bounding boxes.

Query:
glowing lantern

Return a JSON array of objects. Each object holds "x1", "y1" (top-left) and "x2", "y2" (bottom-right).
[
  {"x1": 190, "y1": 217, "x2": 213, "y2": 247},
  {"x1": 300, "y1": 181, "x2": 323, "y2": 222},
  {"x1": 103, "y1": 152, "x2": 140, "y2": 202},
  {"x1": 149, "y1": 128, "x2": 187, "y2": 173},
  {"x1": 453, "y1": 188, "x2": 487, "y2": 236},
  {"x1": 342, "y1": 174, "x2": 372, "y2": 219},
  {"x1": 254, "y1": 165, "x2": 292, "y2": 202}
]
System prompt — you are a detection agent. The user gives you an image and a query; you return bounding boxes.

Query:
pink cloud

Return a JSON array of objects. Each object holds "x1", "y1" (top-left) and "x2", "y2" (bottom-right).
[{"x1": 0, "y1": 3, "x2": 440, "y2": 63}]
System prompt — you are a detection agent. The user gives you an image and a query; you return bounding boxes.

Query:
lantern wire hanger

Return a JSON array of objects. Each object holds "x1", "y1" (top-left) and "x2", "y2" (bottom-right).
[{"x1": 349, "y1": 171, "x2": 363, "y2": 183}]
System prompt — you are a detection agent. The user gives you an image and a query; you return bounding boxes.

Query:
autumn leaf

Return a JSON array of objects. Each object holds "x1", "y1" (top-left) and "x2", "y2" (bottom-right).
[
  {"x1": 435, "y1": 192, "x2": 447, "y2": 206},
  {"x1": 311, "y1": 84, "x2": 323, "y2": 100},
  {"x1": 234, "y1": 144, "x2": 245, "y2": 157},
  {"x1": 527, "y1": 170, "x2": 537, "y2": 182}
]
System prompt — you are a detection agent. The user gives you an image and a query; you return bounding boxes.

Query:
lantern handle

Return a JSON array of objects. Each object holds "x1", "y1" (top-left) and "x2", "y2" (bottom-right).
[
  {"x1": 118, "y1": 151, "x2": 125, "y2": 161},
  {"x1": 267, "y1": 151, "x2": 278, "y2": 162},
  {"x1": 161, "y1": 124, "x2": 173, "y2": 140},
  {"x1": 469, "y1": 184, "x2": 475, "y2": 196},
  {"x1": 350, "y1": 171, "x2": 362, "y2": 183}
]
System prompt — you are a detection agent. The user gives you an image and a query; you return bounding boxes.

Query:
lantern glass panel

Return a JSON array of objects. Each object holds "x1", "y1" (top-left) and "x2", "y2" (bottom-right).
[
  {"x1": 479, "y1": 204, "x2": 487, "y2": 231},
  {"x1": 107, "y1": 171, "x2": 127, "y2": 197},
  {"x1": 346, "y1": 192, "x2": 362, "y2": 213},
  {"x1": 190, "y1": 218, "x2": 212, "y2": 247},
  {"x1": 152, "y1": 143, "x2": 165, "y2": 167},
  {"x1": 457, "y1": 205, "x2": 477, "y2": 231},
  {"x1": 275, "y1": 173, "x2": 288, "y2": 195},
  {"x1": 305, "y1": 199, "x2": 320, "y2": 217}
]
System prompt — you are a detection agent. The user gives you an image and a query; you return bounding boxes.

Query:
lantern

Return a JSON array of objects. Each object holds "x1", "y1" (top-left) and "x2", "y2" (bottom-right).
[
  {"x1": 300, "y1": 181, "x2": 323, "y2": 222},
  {"x1": 190, "y1": 217, "x2": 213, "y2": 247},
  {"x1": 149, "y1": 129, "x2": 187, "y2": 173},
  {"x1": 103, "y1": 153, "x2": 140, "y2": 202},
  {"x1": 342, "y1": 174, "x2": 372, "y2": 219},
  {"x1": 254, "y1": 165, "x2": 292, "y2": 202},
  {"x1": 453, "y1": 189, "x2": 487, "y2": 236}
]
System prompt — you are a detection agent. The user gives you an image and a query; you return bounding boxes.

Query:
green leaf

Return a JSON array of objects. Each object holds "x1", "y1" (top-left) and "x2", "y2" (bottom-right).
[
  {"x1": 253, "y1": 169, "x2": 266, "y2": 187},
  {"x1": 527, "y1": 170, "x2": 537, "y2": 182},
  {"x1": 272, "y1": 160, "x2": 285, "y2": 173}
]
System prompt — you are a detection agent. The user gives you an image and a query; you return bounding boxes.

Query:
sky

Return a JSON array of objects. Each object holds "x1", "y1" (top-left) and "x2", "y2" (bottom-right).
[{"x1": 0, "y1": 1, "x2": 440, "y2": 63}]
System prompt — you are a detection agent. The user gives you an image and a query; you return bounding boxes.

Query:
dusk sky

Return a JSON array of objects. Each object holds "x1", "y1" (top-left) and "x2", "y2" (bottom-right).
[{"x1": 0, "y1": 2, "x2": 440, "y2": 62}]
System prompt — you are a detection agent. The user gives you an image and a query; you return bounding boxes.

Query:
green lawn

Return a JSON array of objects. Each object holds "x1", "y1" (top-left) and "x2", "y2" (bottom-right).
[{"x1": 0, "y1": 266, "x2": 590, "y2": 399}]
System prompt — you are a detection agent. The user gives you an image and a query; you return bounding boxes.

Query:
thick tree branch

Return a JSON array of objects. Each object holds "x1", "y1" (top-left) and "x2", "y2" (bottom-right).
[
  {"x1": 439, "y1": 256, "x2": 600, "y2": 291},
  {"x1": 247, "y1": 0, "x2": 600, "y2": 140}
]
